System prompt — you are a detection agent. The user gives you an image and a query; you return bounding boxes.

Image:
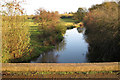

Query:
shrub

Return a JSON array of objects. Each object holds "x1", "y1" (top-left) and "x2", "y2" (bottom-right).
[
  {"x1": 84, "y1": 2, "x2": 118, "y2": 40},
  {"x1": 83, "y1": 2, "x2": 120, "y2": 62},
  {"x1": 34, "y1": 8, "x2": 60, "y2": 31},
  {"x1": 1, "y1": 0, "x2": 31, "y2": 62},
  {"x1": 33, "y1": 8, "x2": 66, "y2": 46}
]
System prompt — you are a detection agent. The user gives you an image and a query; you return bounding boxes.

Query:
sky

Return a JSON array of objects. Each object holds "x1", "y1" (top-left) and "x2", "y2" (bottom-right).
[{"x1": 22, "y1": 0, "x2": 117, "y2": 15}]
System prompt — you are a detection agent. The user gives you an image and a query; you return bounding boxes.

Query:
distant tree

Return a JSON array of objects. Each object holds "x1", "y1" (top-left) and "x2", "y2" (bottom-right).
[
  {"x1": 34, "y1": 8, "x2": 60, "y2": 31},
  {"x1": 73, "y1": 8, "x2": 86, "y2": 23}
]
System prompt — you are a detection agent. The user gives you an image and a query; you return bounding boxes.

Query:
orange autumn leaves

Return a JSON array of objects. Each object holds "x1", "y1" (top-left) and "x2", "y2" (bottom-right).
[{"x1": 34, "y1": 8, "x2": 60, "y2": 30}]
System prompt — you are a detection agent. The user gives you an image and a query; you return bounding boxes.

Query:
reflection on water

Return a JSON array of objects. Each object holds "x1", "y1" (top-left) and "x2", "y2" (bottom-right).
[
  {"x1": 86, "y1": 29, "x2": 120, "y2": 62},
  {"x1": 31, "y1": 28, "x2": 89, "y2": 63}
]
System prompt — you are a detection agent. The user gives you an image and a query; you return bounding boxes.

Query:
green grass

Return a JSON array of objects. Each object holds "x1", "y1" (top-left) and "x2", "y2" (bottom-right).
[
  {"x1": 3, "y1": 71, "x2": 120, "y2": 76},
  {"x1": 28, "y1": 19, "x2": 56, "y2": 62},
  {"x1": 60, "y1": 18, "x2": 76, "y2": 29},
  {"x1": 60, "y1": 18, "x2": 75, "y2": 23}
]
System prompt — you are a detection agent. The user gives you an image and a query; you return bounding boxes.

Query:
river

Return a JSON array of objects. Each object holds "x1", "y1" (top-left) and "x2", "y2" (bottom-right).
[{"x1": 31, "y1": 28, "x2": 89, "y2": 63}]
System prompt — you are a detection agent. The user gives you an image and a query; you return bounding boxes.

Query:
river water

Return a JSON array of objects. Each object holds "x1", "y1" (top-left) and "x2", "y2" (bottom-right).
[{"x1": 31, "y1": 28, "x2": 89, "y2": 63}]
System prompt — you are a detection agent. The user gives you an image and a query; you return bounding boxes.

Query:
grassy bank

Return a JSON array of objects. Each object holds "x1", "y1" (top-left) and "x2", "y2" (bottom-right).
[
  {"x1": 60, "y1": 18, "x2": 79, "y2": 29},
  {"x1": 9, "y1": 19, "x2": 65, "y2": 62}
]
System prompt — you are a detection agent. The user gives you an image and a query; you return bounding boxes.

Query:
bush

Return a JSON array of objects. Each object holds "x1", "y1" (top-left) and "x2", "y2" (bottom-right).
[
  {"x1": 33, "y1": 8, "x2": 66, "y2": 46},
  {"x1": 1, "y1": 0, "x2": 31, "y2": 62},
  {"x1": 34, "y1": 8, "x2": 60, "y2": 30},
  {"x1": 83, "y1": 2, "x2": 120, "y2": 62}
]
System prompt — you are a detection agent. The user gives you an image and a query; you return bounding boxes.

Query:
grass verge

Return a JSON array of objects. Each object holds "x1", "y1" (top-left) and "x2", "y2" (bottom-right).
[{"x1": 2, "y1": 71, "x2": 120, "y2": 76}]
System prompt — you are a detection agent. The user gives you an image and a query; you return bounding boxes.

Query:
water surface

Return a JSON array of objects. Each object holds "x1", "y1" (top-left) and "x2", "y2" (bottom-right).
[{"x1": 31, "y1": 28, "x2": 89, "y2": 63}]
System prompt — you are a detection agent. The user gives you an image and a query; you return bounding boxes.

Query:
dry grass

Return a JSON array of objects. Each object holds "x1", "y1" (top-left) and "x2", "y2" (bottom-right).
[{"x1": 2, "y1": 62, "x2": 119, "y2": 72}]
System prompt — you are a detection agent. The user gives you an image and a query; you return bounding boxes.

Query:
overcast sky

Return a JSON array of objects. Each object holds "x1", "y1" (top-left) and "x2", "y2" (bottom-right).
[{"x1": 22, "y1": 0, "x2": 116, "y2": 15}]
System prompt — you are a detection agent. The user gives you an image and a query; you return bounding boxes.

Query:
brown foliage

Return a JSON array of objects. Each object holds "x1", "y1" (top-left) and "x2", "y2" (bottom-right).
[
  {"x1": 83, "y1": 2, "x2": 120, "y2": 62},
  {"x1": 34, "y1": 8, "x2": 60, "y2": 30},
  {"x1": 33, "y1": 8, "x2": 66, "y2": 46}
]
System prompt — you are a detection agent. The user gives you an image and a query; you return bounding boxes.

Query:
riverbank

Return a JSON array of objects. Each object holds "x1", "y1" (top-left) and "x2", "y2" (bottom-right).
[
  {"x1": 8, "y1": 18, "x2": 76, "y2": 63},
  {"x1": 30, "y1": 27, "x2": 88, "y2": 63},
  {"x1": 8, "y1": 19, "x2": 64, "y2": 63}
]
